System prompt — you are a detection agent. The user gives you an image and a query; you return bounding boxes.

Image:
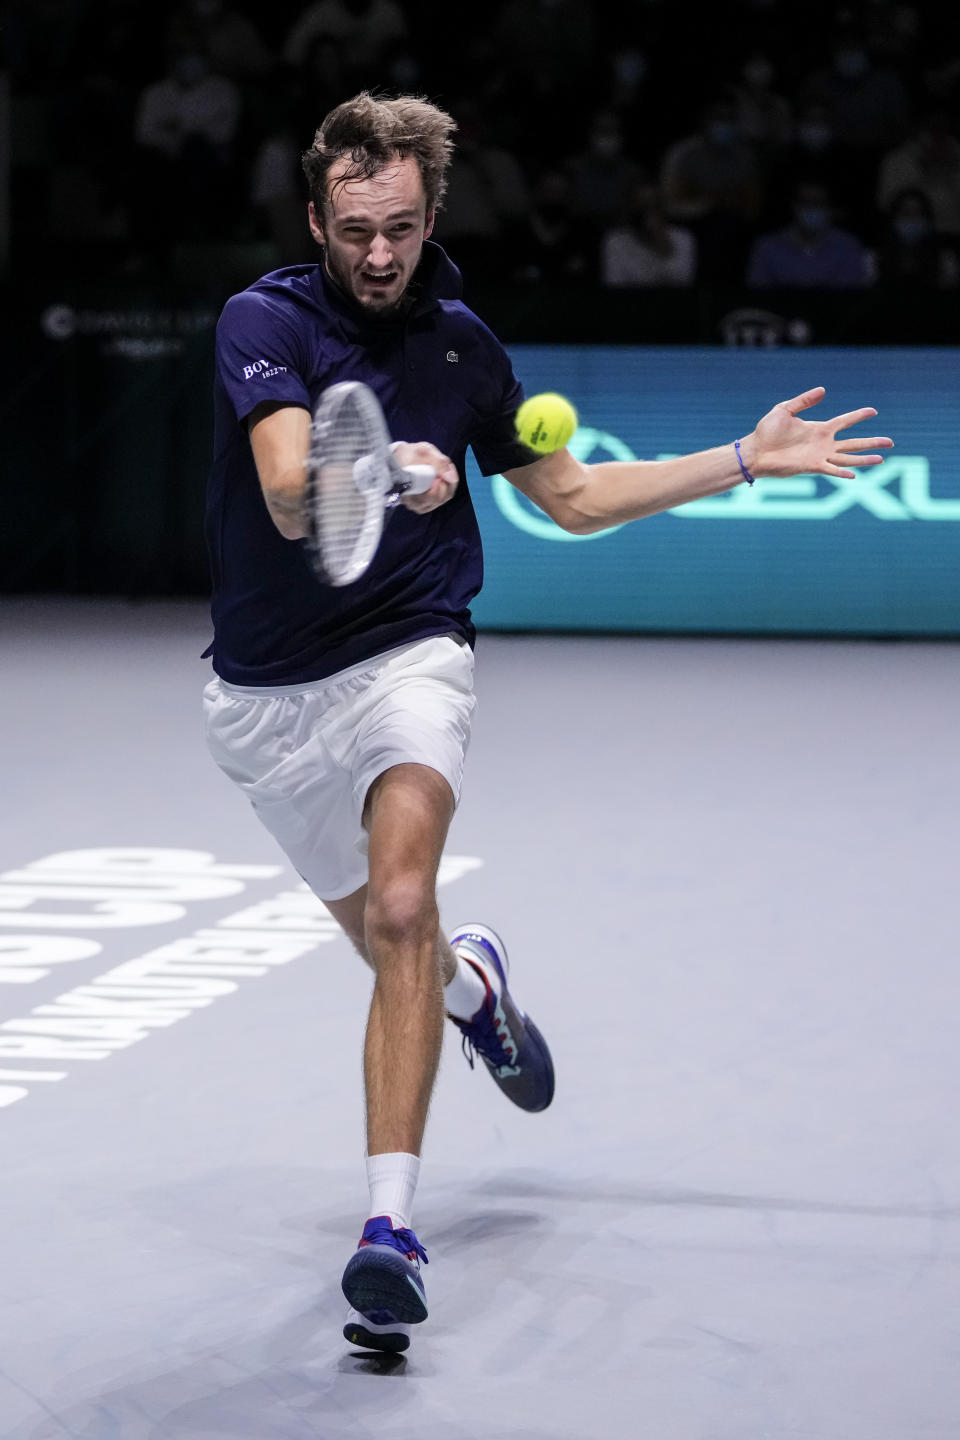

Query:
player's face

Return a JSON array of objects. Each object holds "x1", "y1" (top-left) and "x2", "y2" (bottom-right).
[{"x1": 311, "y1": 155, "x2": 435, "y2": 313}]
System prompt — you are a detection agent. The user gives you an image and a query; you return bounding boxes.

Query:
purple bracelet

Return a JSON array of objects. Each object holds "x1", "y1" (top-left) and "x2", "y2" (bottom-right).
[{"x1": 734, "y1": 438, "x2": 756, "y2": 486}]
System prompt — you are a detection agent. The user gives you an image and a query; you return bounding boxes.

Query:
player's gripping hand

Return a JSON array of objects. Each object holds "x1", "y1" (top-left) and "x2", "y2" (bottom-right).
[
  {"x1": 393, "y1": 441, "x2": 459, "y2": 513},
  {"x1": 740, "y1": 386, "x2": 894, "y2": 480}
]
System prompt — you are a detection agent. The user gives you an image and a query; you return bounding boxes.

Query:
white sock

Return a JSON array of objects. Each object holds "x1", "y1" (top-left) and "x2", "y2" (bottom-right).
[
  {"x1": 366, "y1": 1151, "x2": 421, "y2": 1231},
  {"x1": 444, "y1": 947, "x2": 487, "y2": 1020}
]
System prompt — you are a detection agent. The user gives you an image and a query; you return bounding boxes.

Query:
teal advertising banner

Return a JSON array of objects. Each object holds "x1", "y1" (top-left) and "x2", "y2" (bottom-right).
[{"x1": 468, "y1": 347, "x2": 959, "y2": 635}]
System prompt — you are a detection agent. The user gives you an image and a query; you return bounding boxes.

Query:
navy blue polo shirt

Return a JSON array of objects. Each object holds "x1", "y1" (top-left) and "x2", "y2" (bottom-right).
[{"x1": 205, "y1": 243, "x2": 533, "y2": 685}]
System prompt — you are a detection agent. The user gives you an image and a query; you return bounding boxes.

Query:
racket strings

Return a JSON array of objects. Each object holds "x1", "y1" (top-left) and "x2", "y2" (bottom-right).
[{"x1": 306, "y1": 390, "x2": 390, "y2": 586}]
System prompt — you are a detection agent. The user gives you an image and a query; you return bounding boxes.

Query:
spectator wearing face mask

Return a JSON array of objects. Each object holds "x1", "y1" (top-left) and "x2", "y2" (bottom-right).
[
  {"x1": 167, "y1": 0, "x2": 275, "y2": 81},
  {"x1": 660, "y1": 99, "x2": 762, "y2": 223},
  {"x1": 134, "y1": 45, "x2": 241, "y2": 160},
  {"x1": 599, "y1": 43, "x2": 673, "y2": 164},
  {"x1": 600, "y1": 178, "x2": 696, "y2": 287},
  {"x1": 876, "y1": 111, "x2": 960, "y2": 240},
  {"x1": 776, "y1": 103, "x2": 849, "y2": 203},
  {"x1": 565, "y1": 110, "x2": 646, "y2": 232},
  {"x1": 512, "y1": 169, "x2": 593, "y2": 285},
  {"x1": 429, "y1": 97, "x2": 530, "y2": 289},
  {"x1": 282, "y1": 0, "x2": 408, "y2": 84},
  {"x1": 746, "y1": 181, "x2": 872, "y2": 288},
  {"x1": 798, "y1": 33, "x2": 912, "y2": 223},
  {"x1": 799, "y1": 34, "x2": 911, "y2": 160},
  {"x1": 733, "y1": 52, "x2": 792, "y2": 161},
  {"x1": 131, "y1": 41, "x2": 244, "y2": 255},
  {"x1": 659, "y1": 97, "x2": 763, "y2": 283},
  {"x1": 873, "y1": 188, "x2": 959, "y2": 290}
]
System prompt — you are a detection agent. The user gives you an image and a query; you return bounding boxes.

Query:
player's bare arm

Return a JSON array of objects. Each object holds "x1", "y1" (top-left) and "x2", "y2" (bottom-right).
[
  {"x1": 249, "y1": 402, "x2": 312, "y2": 540},
  {"x1": 503, "y1": 386, "x2": 894, "y2": 536},
  {"x1": 248, "y1": 402, "x2": 459, "y2": 540}
]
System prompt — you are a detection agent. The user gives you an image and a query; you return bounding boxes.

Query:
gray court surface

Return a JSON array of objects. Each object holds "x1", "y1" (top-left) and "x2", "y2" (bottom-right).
[{"x1": 1, "y1": 597, "x2": 958, "y2": 1440}]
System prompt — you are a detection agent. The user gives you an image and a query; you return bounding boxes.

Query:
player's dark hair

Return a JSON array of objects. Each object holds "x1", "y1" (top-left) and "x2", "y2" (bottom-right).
[{"x1": 302, "y1": 91, "x2": 457, "y2": 218}]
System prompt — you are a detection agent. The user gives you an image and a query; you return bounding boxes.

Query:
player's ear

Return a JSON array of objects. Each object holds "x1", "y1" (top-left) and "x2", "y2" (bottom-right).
[
  {"x1": 424, "y1": 207, "x2": 435, "y2": 240},
  {"x1": 308, "y1": 201, "x2": 326, "y2": 246}
]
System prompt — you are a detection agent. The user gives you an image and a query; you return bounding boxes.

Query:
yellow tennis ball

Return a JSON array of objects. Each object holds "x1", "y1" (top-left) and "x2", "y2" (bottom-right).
[{"x1": 515, "y1": 392, "x2": 578, "y2": 454}]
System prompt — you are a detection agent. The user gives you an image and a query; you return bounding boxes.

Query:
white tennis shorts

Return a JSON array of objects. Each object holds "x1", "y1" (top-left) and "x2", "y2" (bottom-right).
[{"x1": 203, "y1": 634, "x2": 475, "y2": 900}]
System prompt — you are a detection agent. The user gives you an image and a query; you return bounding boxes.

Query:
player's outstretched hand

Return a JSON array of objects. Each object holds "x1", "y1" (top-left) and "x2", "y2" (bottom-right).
[
  {"x1": 742, "y1": 386, "x2": 894, "y2": 480},
  {"x1": 393, "y1": 441, "x2": 459, "y2": 513}
]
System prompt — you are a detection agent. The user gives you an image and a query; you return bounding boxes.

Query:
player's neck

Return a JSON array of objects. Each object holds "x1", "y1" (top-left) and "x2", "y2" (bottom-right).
[{"x1": 322, "y1": 252, "x2": 417, "y2": 323}]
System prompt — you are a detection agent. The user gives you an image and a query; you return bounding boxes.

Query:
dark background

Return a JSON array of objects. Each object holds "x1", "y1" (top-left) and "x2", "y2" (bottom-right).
[{"x1": 2, "y1": 0, "x2": 958, "y2": 595}]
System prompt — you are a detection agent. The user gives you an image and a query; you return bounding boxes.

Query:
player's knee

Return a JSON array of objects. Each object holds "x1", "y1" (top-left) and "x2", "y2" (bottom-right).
[{"x1": 365, "y1": 880, "x2": 438, "y2": 962}]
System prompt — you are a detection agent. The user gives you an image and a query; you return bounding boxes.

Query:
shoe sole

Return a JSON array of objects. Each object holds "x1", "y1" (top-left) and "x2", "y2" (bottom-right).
[
  {"x1": 343, "y1": 1315, "x2": 411, "y2": 1353},
  {"x1": 341, "y1": 1246, "x2": 428, "y2": 1326}
]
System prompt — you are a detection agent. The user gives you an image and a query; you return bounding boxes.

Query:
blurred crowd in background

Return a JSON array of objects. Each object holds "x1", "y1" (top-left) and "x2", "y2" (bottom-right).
[{"x1": 6, "y1": 0, "x2": 960, "y2": 294}]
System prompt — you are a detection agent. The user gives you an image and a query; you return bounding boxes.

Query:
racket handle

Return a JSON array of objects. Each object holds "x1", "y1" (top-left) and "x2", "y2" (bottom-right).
[{"x1": 399, "y1": 464, "x2": 436, "y2": 495}]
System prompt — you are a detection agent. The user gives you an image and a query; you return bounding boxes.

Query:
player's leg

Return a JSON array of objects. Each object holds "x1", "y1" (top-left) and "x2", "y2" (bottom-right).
[
  {"x1": 204, "y1": 642, "x2": 553, "y2": 1352},
  {"x1": 321, "y1": 886, "x2": 370, "y2": 961},
  {"x1": 322, "y1": 820, "x2": 554, "y2": 1146},
  {"x1": 338, "y1": 754, "x2": 559, "y2": 1348},
  {"x1": 340, "y1": 640, "x2": 553, "y2": 1122},
  {"x1": 338, "y1": 760, "x2": 452, "y2": 1348},
  {"x1": 361, "y1": 761, "x2": 453, "y2": 1156}
]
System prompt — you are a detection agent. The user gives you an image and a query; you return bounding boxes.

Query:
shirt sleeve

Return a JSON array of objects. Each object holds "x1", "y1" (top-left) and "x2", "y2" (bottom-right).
[
  {"x1": 215, "y1": 288, "x2": 312, "y2": 424},
  {"x1": 468, "y1": 337, "x2": 536, "y2": 476}
]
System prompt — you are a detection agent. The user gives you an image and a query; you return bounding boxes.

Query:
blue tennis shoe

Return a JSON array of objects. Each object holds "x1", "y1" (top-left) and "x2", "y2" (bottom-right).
[
  {"x1": 342, "y1": 1217, "x2": 428, "y2": 1352},
  {"x1": 448, "y1": 923, "x2": 555, "y2": 1112}
]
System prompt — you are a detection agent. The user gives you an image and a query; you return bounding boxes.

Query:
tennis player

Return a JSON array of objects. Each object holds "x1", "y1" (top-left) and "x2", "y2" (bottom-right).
[{"x1": 202, "y1": 91, "x2": 892, "y2": 1352}]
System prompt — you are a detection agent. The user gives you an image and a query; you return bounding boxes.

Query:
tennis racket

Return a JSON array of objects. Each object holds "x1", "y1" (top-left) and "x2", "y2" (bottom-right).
[{"x1": 304, "y1": 380, "x2": 436, "y2": 587}]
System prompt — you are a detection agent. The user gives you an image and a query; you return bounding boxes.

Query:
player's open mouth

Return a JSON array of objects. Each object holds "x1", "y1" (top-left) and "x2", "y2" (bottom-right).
[{"x1": 361, "y1": 270, "x2": 398, "y2": 288}]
